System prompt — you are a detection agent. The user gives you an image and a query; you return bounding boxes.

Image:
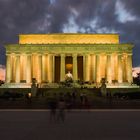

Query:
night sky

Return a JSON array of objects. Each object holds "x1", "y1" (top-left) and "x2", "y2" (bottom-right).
[{"x1": 0, "y1": 0, "x2": 140, "y2": 67}]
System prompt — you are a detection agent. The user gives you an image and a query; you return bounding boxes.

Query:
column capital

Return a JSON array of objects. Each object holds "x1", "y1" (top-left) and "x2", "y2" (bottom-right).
[
  {"x1": 40, "y1": 52, "x2": 48, "y2": 54},
  {"x1": 60, "y1": 53, "x2": 65, "y2": 57},
  {"x1": 48, "y1": 53, "x2": 55, "y2": 58},
  {"x1": 94, "y1": 53, "x2": 101, "y2": 56},
  {"x1": 106, "y1": 53, "x2": 112, "y2": 56},
  {"x1": 51, "y1": 53, "x2": 55, "y2": 55},
  {"x1": 26, "y1": 53, "x2": 32, "y2": 56},
  {"x1": 127, "y1": 53, "x2": 132, "y2": 56},
  {"x1": 14, "y1": 53, "x2": 21, "y2": 57},
  {"x1": 37, "y1": 53, "x2": 42, "y2": 57},
  {"x1": 72, "y1": 53, "x2": 77, "y2": 58},
  {"x1": 118, "y1": 53, "x2": 123, "y2": 56},
  {"x1": 31, "y1": 53, "x2": 37, "y2": 55},
  {"x1": 83, "y1": 53, "x2": 89, "y2": 56},
  {"x1": 6, "y1": 53, "x2": 11, "y2": 56},
  {"x1": 90, "y1": 53, "x2": 95, "y2": 55}
]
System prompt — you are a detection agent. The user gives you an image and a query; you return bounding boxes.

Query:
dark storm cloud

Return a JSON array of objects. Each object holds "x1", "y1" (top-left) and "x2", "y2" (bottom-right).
[
  {"x1": 0, "y1": 0, "x2": 50, "y2": 64},
  {"x1": 48, "y1": 0, "x2": 140, "y2": 66},
  {"x1": 0, "y1": 0, "x2": 140, "y2": 66},
  {"x1": 121, "y1": 0, "x2": 140, "y2": 17},
  {"x1": 116, "y1": 0, "x2": 140, "y2": 66},
  {"x1": 0, "y1": 0, "x2": 50, "y2": 41},
  {"x1": 47, "y1": 0, "x2": 102, "y2": 32},
  {"x1": 114, "y1": 2, "x2": 140, "y2": 67}
]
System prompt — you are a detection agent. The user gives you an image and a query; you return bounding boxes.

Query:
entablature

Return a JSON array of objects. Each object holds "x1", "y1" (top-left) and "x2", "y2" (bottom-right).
[{"x1": 5, "y1": 43, "x2": 134, "y2": 54}]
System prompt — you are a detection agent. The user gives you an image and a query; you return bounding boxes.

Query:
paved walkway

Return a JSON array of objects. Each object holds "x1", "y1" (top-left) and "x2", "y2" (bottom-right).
[{"x1": 0, "y1": 110, "x2": 140, "y2": 140}]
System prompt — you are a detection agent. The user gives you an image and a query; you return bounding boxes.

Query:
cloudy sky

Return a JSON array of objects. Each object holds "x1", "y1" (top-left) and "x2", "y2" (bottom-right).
[{"x1": 0, "y1": 0, "x2": 140, "y2": 67}]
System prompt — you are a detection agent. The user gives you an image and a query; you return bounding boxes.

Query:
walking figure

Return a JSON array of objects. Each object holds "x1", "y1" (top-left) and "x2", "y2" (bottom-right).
[
  {"x1": 25, "y1": 93, "x2": 32, "y2": 104},
  {"x1": 57, "y1": 97, "x2": 66, "y2": 122},
  {"x1": 49, "y1": 95, "x2": 57, "y2": 122},
  {"x1": 80, "y1": 92, "x2": 84, "y2": 104}
]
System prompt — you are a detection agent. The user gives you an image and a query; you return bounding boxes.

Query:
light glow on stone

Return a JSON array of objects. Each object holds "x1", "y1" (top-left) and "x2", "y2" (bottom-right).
[{"x1": 19, "y1": 34, "x2": 119, "y2": 44}]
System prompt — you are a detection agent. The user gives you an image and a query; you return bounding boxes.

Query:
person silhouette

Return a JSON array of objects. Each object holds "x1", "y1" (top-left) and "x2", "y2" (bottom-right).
[
  {"x1": 49, "y1": 94, "x2": 57, "y2": 122},
  {"x1": 57, "y1": 97, "x2": 66, "y2": 122}
]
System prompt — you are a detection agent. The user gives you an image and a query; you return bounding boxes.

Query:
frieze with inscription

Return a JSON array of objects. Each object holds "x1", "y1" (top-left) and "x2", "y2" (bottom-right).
[{"x1": 5, "y1": 43, "x2": 133, "y2": 54}]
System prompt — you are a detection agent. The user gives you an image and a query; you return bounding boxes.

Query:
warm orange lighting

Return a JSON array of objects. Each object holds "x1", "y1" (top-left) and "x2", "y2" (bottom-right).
[
  {"x1": 28, "y1": 93, "x2": 32, "y2": 98},
  {"x1": 20, "y1": 54, "x2": 27, "y2": 81},
  {"x1": 66, "y1": 64, "x2": 72, "y2": 71},
  {"x1": 100, "y1": 54, "x2": 107, "y2": 79},
  {"x1": 19, "y1": 34, "x2": 119, "y2": 44}
]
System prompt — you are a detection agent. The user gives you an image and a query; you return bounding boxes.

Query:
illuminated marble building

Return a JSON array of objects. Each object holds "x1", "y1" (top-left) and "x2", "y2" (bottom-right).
[{"x1": 5, "y1": 34, "x2": 133, "y2": 84}]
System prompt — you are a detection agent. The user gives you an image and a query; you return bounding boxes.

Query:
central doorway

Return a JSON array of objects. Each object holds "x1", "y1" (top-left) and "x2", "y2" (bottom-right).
[
  {"x1": 77, "y1": 56, "x2": 83, "y2": 80},
  {"x1": 54, "y1": 56, "x2": 60, "y2": 82},
  {"x1": 65, "y1": 56, "x2": 73, "y2": 74},
  {"x1": 54, "y1": 55, "x2": 83, "y2": 82}
]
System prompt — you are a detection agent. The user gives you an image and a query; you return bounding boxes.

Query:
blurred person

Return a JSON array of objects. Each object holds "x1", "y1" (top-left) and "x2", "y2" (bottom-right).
[
  {"x1": 49, "y1": 94, "x2": 57, "y2": 122},
  {"x1": 57, "y1": 97, "x2": 66, "y2": 122}
]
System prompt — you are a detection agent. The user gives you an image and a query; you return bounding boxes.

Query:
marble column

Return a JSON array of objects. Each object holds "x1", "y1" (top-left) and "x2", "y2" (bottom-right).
[
  {"x1": 96, "y1": 54, "x2": 100, "y2": 83},
  {"x1": 100, "y1": 54, "x2": 106, "y2": 80},
  {"x1": 48, "y1": 54, "x2": 53, "y2": 83},
  {"x1": 60, "y1": 54, "x2": 65, "y2": 81},
  {"x1": 10, "y1": 54, "x2": 15, "y2": 82},
  {"x1": 6, "y1": 54, "x2": 11, "y2": 83},
  {"x1": 83, "y1": 55, "x2": 86, "y2": 81},
  {"x1": 122, "y1": 54, "x2": 127, "y2": 82},
  {"x1": 85, "y1": 54, "x2": 90, "y2": 81},
  {"x1": 37, "y1": 54, "x2": 42, "y2": 83},
  {"x1": 111, "y1": 54, "x2": 115, "y2": 82},
  {"x1": 127, "y1": 54, "x2": 133, "y2": 83},
  {"x1": 118, "y1": 54, "x2": 123, "y2": 83},
  {"x1": 23, "y1": 54, "x2": 27, "y2": 82},
  {"x1": 91, "y1": 54, "x2": 96, "y2": 82},
  {"x1": 42, "y1": 54, "x2": 47, "y2": 82},
  {"x1": 31, "y1": 53, "x2": 37, "y2": 80},
  {"x1": 72, "y1": 53, "x2": 78, "y2": 81},
  {"x1": 52, "y1": 55, "x2": 55, "y2": 82},
  {"x1": 106, "y1": 54, "x2": 112, "y2": 83},
  {"x1": 114, "y1": 54, "x2": 118, "y2": 81},
  {"x1": 15, "y1": 54, "x2": 20, "y2": 83},
  {"x1": 26, "y1": 54, "x2": 31, "y2": 83}
]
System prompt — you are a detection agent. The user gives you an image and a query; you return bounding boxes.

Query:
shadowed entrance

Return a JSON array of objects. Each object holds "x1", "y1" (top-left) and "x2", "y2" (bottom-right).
[
  {"x1": 77, "y1": 56, "x2": 83, "y2": 81},
  {"x1": 65, "y1": 56, "x2": 73, "y2": 74},
  {"x1": 55, "y1": 56, "x2": 60, "y2": 82}
]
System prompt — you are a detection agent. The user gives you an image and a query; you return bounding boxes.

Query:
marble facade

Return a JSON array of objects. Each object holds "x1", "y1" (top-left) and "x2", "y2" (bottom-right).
[{"x1": 5, "y1": 34, "x2": 133, "y2": 84}]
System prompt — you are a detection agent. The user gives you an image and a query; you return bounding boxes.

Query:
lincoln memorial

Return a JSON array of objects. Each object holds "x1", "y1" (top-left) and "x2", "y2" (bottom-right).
[{"x1": 5, "y1": 33, "x2": 133, "y2": 85}]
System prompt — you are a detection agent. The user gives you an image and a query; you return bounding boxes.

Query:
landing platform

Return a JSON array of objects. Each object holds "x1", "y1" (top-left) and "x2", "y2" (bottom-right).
[
  {"x1": 0, "y1": 82, "x2": 139, "y2": 89},
  {"x1": 0, "y1": 83, "x2": 139, "y2": 96}
]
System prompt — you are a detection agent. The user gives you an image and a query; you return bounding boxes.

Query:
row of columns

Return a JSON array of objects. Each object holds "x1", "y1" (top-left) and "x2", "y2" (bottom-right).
[
  {"x1": 6, "y1": 53, "x2": 53, "y2": 83},
  {"x1": 88, "y1": 53, "x2": 133, "y2": 83},
  {"x1": 6, "y1": 53, "x2": 133, "y2": 84}
]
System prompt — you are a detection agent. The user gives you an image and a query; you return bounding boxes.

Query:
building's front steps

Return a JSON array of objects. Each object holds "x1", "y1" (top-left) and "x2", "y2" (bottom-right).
[{"x1": 0, "y1": 82, "x2": 139, "y2": 89}]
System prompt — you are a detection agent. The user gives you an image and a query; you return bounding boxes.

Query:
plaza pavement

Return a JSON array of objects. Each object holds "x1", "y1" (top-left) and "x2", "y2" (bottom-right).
[{"x1": 0, "y1": 109, "x2": 140, "y2": 140}]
